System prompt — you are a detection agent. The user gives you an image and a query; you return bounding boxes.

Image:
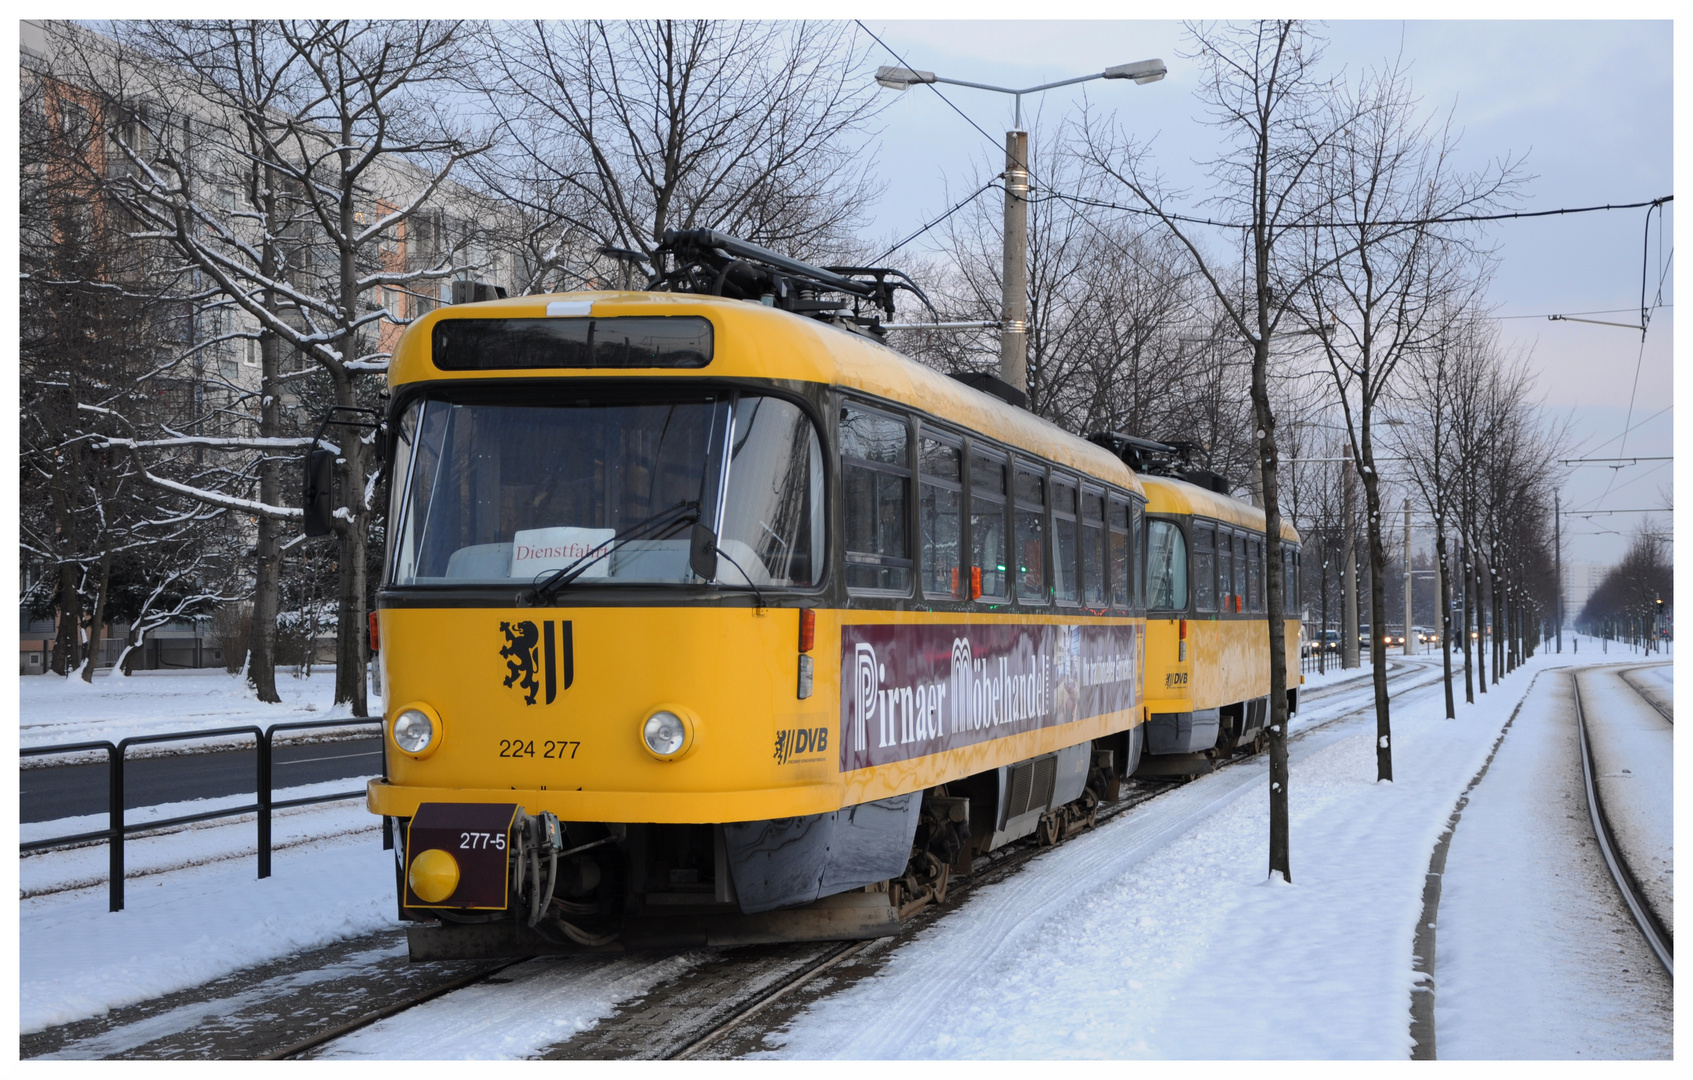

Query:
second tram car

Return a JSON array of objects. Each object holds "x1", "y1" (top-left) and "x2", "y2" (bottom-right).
[{"x1": 1137, "y1": 474, "x2": 1302, "y2": 774}]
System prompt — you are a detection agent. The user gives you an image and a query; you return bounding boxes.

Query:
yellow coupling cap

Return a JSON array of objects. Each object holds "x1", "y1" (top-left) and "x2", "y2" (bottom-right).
[{"x1": 408, "y1": 848, "x2": 460, "y2": 904}]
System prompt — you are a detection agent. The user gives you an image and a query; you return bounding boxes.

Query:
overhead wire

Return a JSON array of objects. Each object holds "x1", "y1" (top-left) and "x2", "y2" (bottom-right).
[{"x1": 873, "y1": 178, "x2": 1000, "y2": 263}]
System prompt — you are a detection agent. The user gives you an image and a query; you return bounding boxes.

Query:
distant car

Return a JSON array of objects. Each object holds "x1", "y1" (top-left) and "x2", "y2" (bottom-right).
[
  {"x1": 1320, "y1": 630, "x2": 1341, "y2": 651},
  {"x1": 1414, "y1": 626, "x2": 1439, "y2": 644}
]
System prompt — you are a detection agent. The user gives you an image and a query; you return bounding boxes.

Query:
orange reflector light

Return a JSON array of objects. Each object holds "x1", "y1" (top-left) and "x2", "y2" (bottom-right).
[
  {"x1": 971, "y1": 567, "x2": 982, "y2": 600},
  {"x1": 1179, "y1": 619, "x2": 1187, "y2": 640},
  {"x1": 368, "y1": 611, "x2": 380, "y2": 653},
  {"x1": 798, "y1": 608, "x2": 815, "y2": 653}
]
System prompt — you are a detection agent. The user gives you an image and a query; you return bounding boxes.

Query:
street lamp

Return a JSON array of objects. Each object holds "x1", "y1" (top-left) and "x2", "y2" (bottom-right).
[{"x1": 874, "y1": 58, "x2": 1166, "y2": 394}]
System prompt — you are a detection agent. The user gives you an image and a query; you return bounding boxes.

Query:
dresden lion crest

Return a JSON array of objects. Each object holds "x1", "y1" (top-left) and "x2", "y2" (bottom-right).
[{"x1": 499, "y1": 620, "x2": 541, "y2": 705}]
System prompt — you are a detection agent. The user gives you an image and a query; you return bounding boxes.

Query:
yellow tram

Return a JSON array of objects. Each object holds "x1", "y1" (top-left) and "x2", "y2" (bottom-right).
[
  {"x1": 362, "y1": 237, "x2": 1153, "y2": 955},
  {"x1": 1138, "y1": 474, "x2": 1303, "y2": 772}
]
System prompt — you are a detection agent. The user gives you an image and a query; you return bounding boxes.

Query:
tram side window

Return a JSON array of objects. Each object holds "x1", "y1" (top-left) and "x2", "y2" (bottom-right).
[
  {"x1": 840, "y1": 405, "x2": 911, "y2": 593},
  {"x1": 1216, "y1": 528, "x2": 1234, "y2": 611},
  {"x1": 1131, "y1": 500, "x2": 1146, "y2": 609},
  {"x1": 1146, "y1": 519, "x2": 1188, "y2": 612},
  {"x1": 1013, "y1": 466, "x2": 1047, "y2": 603},
  {"x1": 1192, "y1": 523, "x2": 1216, "y2": 613},
  {"x1": 1052, "y1": 478, "x2": 1080, "y2": 603},
  {"x1": 969, "y1": 450, "x2": 1010, "y2": 600},
  {"x1": 1248, "y1": 537, "x2": 1263, "y2": 612},
  {"x1": 919, "y1": 434, "x2": 964, "y2": 599},
  {"x1": 1108, "y1": 498, "x2": 1130, "y2": 609},
  {"x1": 1284, "y1": 546, "x2": 1299, "y2": 607},
  {"x1": 1233, "y1": 533, "x2": 1248, "y2": 612},
  {"x1": 1082, "y1": 488, "x2": 1106, "y2": 605}
]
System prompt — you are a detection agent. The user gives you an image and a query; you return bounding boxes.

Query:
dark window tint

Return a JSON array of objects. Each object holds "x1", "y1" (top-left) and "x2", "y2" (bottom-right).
[
  {"x1": 432, "y1": 317, "x2": 712, "y2": 370},
  {"x1": 1192, "y1": 523, "x2": 1217, "y2": 613},
  {"x1": 1248, "y1": 538, "x2": 1263, "y2": 612},
  {"x1": 1082, "y1": 489, "x2": 1106, "y2": 605},
  {"x1": 1052, "y1": 477, "x2": 1079, "y2": 603},
  {"x1": 841, "y1": 405, "x2": 911, "y2": 592},
  {"x1": 1014, "y1": 466, "x2": 1047, "y2": 602},
  {"x1": 1239, "y1": 534, "x2": 1252, "y2": 612},
  {"x1": 919, "y1": 435, "x2": 963, "y2": 598},
  {"x1": 1108, "y1": 497, "x2": 1131, "y2": 609},
  {"x1": 1130, "y1": 501, "x2": 1145, "y2": 609},
  {"x1": 969, "y1": 451, "x2": 1009, "y2": 599}
]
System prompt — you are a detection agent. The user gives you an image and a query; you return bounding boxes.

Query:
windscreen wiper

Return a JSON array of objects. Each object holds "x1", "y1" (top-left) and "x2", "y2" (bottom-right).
[{"x1": 526, "y1": 499, "x2": 702, "y2": 605}]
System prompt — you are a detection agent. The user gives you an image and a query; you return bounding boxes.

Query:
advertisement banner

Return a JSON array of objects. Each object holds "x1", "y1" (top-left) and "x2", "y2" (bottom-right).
[{"x1": 838, "y1": 622, "x2": 1143, "y2": 773}]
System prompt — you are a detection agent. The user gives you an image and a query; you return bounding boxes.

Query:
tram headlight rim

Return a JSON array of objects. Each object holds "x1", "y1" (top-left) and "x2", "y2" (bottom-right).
[
  {"x1": 391, "y1": 702, "x2": 443, "y2": 759},
  {"x1": 640, "y1": 704, "x2": 697, "y2": 762}
]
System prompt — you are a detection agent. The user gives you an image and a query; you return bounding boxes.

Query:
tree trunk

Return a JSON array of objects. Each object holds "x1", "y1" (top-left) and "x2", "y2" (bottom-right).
[
  {"x1": 1435, "y1": 528, "x2": 1455, "y2": 718},
  {"x1": 1251, "y1": 335, "x2": 1291, "y2": 883},
  {"x1": 1362, "y1": 464, "x2": 1393, "y2": 782},
  {"x1": 248, "y1": 325, "x2": 283, "y2": 703},
  {"x1": 1460, "y1": 538, "x2": 1474, "y2": 703},
  {"x1": 79, "y1": 550, "x2": 113, "y2": 683}
]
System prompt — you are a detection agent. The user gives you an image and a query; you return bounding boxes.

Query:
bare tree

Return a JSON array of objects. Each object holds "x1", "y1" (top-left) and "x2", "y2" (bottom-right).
[
  {"x1": 1392, "y1": 306, "x2": 1492, "y2": 717},
  {"x1": 1085, "y1": 19, "x2": 1356, "y2": 882},
  {"x1": 478, "y1": 20, "x2": 886, "y2": 290},
  {"x1": 1299, "y1": 56, "x2": 1518, "y2": 780},
  {"x1": 63, "y1": 19, "x2": 492, "y2": 715}
]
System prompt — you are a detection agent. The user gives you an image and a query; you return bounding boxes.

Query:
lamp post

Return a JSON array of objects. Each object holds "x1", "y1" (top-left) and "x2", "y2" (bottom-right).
[{"x1": 875, "y1": 58, "x2": 1166, "y2": 395}]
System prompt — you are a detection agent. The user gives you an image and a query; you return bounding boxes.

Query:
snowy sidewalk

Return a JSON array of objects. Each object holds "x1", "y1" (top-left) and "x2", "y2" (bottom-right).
[{"x1": 756, "y1": 651, "x2": 1631, "y2": 1058}]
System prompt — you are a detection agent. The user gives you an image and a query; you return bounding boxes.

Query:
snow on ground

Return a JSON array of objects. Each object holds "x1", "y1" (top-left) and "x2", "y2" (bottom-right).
[
  {"x1": 315, "y1": 951, "x2": 706, "y2": 1059},
  {"x1": 19, "y1": 827, "x2": 396, "y2": 1033},
  {"x1": 20, "y1": 668, "x2": 368, "y2": 750},
  {"x1": 756, "y1": 648, "x2": 1646, "y2": 1059},
  {"x1": 1625, "y1": 661, "x2": 1673, "y2": 718},
  {"x1": 1435, "y1": 671, "x2": 1673, "y2": 1057},
  {"x1": 1577, "y1": 666, "x2": 1673, "y2": 934},
  {"x1": 21, "y1": 639, "x2": 1665, "y2": 1057},
  {"x1": 21, "y1": 787, "x2": 374, "y2": 898}
]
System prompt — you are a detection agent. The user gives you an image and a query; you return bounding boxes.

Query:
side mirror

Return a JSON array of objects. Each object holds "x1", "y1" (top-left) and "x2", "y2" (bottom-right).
[
  {"x1": 689, "y1": 524, "x2": 717, "y2": 581},
  {"x1": 302, "y1": 448, "x2": 336, "y2": 537}
]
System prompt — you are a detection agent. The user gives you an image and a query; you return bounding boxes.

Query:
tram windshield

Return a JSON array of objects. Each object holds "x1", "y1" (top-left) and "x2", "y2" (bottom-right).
[{"x1": 388, "y1": 392, "x2": 823, "y2": 589}]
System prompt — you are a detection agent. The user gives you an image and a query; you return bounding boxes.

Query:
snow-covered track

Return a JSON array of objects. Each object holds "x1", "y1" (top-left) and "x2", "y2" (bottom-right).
[
  {"x1": 267, "y1": 958, "x2": 523, "y2": 1060},
  {"x1": 1570, "y1": 669, "x2": 1673, "y2": 979},
  {"x1": 1616, "y1": 664, "x2": 1673, "y2": 724}
]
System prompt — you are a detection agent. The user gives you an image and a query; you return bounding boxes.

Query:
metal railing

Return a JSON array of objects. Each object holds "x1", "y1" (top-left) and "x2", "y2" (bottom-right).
[{"x1": 21, "y1": 718, "x2": 389, "y2": 912}]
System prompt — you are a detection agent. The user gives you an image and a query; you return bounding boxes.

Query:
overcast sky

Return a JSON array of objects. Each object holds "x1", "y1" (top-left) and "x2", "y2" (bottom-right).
[{"x1": 852, "y1": 19, "x2": 1673, "y2": 568}]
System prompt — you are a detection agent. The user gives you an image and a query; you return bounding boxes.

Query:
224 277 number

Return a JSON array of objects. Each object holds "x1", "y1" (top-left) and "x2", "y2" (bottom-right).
[{"x1": 498, "y1": 738, "x2": 581, "y2": 759}]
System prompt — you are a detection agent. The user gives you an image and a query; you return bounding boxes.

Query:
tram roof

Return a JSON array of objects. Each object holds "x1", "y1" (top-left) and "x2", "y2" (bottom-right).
[
  {"x1": 1140, "y1": 473, "x2": 1302, "y2": 544},
  {"x1": 390, "y1": 291, "x2": 1144, "y2": 495}
]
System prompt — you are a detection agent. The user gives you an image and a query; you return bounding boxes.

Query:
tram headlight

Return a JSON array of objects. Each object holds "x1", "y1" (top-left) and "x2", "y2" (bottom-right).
[
  {"x1": 640, "y1": 706, "x2": 695, "y2": 761},
  {"x1": 391, "y1": 704, "x2": 441, "y2": 758},
  {"x1": 408, "y1": 848, "x2": 459, "y2": 903}
]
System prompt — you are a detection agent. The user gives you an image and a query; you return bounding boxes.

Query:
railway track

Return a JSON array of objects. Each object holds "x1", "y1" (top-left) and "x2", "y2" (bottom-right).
[
  {"x1": 42, "y1": 659, "x2": 1441, "y2": 1060},
  {"x1": 1570, "y1": 668, "x2": 1674, "y2": 979},
  {"x1": 1616, "y1": 663, "x2": 1673, "y2": 724}
]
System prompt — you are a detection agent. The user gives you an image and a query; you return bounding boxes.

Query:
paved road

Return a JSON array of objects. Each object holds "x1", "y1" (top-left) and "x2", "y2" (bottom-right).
[{"x1": 19, "y1": 738, "x2": 385, "y2": 824}]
